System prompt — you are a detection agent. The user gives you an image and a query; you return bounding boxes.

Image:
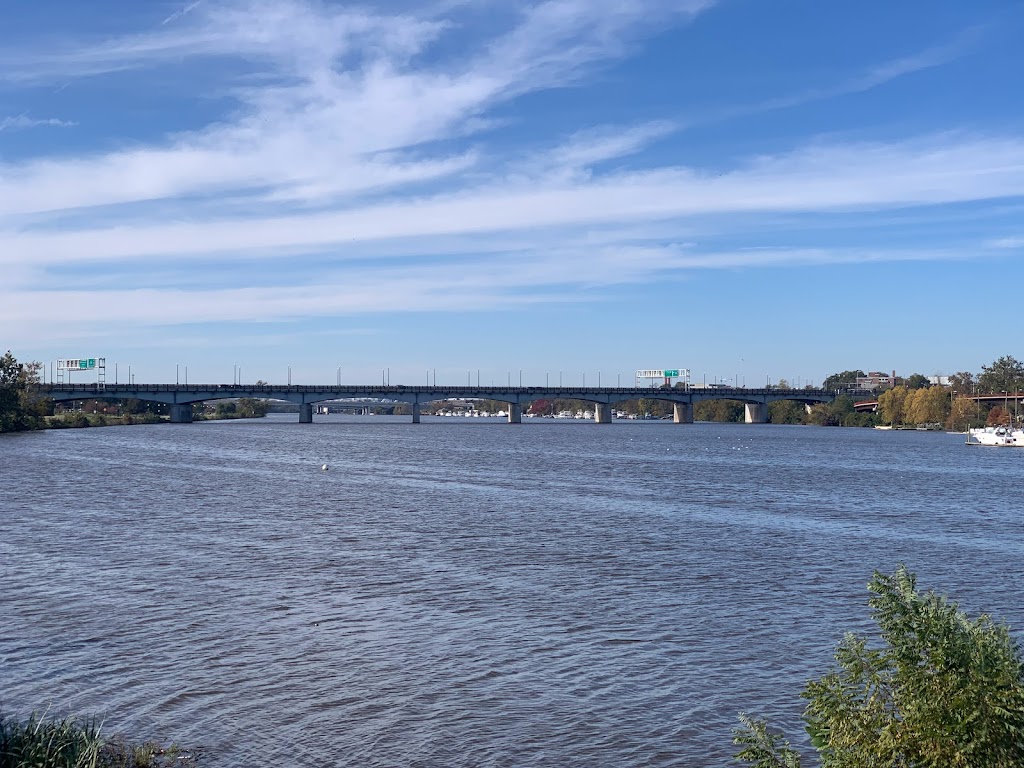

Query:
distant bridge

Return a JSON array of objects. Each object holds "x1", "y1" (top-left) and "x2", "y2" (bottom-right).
[
  {"x1": 854, "y1": 391, "x2": 1024, "y2": 413},
  {"x1": 40, "y1": 383, "x2": 874, "y2": 424}
]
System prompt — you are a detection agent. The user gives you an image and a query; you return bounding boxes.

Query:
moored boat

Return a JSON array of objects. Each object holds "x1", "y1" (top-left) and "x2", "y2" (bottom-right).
[{"x1": 966, "y1": 426, "x2": 1024, "y2": 447}]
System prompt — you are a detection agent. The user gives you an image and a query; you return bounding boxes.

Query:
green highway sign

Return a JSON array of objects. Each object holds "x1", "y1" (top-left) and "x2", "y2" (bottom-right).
[
  {"x1": 663, "y1": 369, "x2": 679, "y2": 377},
  {"x1": 58, "y1": 358, "x2": 100, "y2": 371}
]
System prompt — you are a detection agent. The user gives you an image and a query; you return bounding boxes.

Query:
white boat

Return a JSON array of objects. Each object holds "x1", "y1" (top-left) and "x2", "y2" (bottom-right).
[{"x1": 967, "y1": 426, "x2": 1024, "y2": 447}]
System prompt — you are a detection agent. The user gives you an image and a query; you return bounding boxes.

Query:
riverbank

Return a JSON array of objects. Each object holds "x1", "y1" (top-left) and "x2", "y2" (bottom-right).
[
  {"x1": 0, "y1": 712, "x2": 198, "y2": 767},
  {"x1": 44, "y1": 412, "x2": 267, "y2": 429}
]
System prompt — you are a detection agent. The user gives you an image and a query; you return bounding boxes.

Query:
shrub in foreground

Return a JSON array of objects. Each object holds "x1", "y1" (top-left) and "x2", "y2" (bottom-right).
[
  {"x1": 734, "y1": 566, "x2": 1024, "y2": 767},
  {"x1": 0, "y1": 712, "x2": 197, "y2": 767}
]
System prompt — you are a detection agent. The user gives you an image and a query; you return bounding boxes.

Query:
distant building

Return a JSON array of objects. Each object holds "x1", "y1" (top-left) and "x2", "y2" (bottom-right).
[
  {"x1": 928, "y1": 376, "x2": 951, "y2": 387},
  {"x1": 855, "y1": 371, "x2": 896, "y2": 390}
]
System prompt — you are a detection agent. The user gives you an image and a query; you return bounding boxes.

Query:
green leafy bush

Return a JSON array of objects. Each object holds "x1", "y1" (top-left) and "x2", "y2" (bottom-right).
[{"x1": 735, "y1": 566, "x2": 1024, "y2": 767}]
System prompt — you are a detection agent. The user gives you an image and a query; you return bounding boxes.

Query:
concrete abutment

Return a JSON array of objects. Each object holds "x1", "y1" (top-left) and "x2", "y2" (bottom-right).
[
  {"x1": 744, "y1": 403, "x2": 769, "y2": 423},
  {"x1": 169, "y1": 404, "x2": 193, "y2": 423},
  {"x1": 673, "y1": 402, "x2": 694, "y2": 424},
  {"x1": 508, "y1": 403, "x2": 522, "y2": 424}
]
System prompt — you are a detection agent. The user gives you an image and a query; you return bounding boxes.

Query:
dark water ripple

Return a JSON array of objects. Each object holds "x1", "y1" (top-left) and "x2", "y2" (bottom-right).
[{"x1": 2, "y1": 417, "x2": 1023, "y2": 766}]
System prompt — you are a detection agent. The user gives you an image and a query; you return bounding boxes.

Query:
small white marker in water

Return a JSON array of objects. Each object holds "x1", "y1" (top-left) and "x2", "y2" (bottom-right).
[{"x1": 321, "y1": 464, "x2": 329, "y2": 471}]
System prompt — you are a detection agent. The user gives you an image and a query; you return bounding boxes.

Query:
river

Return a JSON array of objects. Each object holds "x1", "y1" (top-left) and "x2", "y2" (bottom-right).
[{"x1": 2, "y1": 416, "x2": 1022, "y2": 766}]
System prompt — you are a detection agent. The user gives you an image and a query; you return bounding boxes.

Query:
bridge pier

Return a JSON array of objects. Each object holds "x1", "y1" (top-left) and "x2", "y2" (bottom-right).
[
  {"x1": 299, "y1": 404, "x2": 313, "y2": 423},
  {"x1": 673, "y1": 402, "x2": 693, "y2": 424},
  {"x1": 805, "y1": 403, "x2": 814, "y2": 415},
  {"x1": 412, "y1": 402, "x2": 421, "y2": 424},
  {"x1": 169, "y1": 404, "x2": 193, "y2": 424},
  {"x1": 508, "y1": 402, "x2": 522, "y2": 424},
  {"x1": 745, "y1": 403, "x2": 769, "y2": 423},
  {"x1": 594, "y1": 403, "x2": 612, "y2": 424}
]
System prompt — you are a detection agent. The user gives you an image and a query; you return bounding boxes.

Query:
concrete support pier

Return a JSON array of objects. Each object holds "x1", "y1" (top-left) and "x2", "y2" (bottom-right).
[
  {"x1": 594, "y1": 403, "x2": 613, "y2": 424},
  {"x1": 508, "y1": 402, "x2": 522, "y2": 424},
  {"x1": 299, "y1": 403, "x2": 313, "y2": 423},
  {"x1": 412, "y1": 402, "x2": 421, "y2": 424},
  {"x1": 169, "y1": 403, "x2": 193, "y2": 423},
  {"x1": 673, "y1": 402, "x2": 693, "y2": 424},
  {"x1": 745, "y1": 403, "x2": 769, "y2": 423}
]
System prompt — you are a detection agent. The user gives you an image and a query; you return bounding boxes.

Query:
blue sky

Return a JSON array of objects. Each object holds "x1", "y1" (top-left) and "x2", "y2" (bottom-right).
[{"x1": 2, "y1": 0, "x2": 1023, "y2": 386}]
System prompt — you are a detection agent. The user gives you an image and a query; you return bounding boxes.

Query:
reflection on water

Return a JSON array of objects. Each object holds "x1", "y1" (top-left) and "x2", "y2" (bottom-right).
[{"x1": 2, "y1": 416, "x2": 1022, "y2": 766}]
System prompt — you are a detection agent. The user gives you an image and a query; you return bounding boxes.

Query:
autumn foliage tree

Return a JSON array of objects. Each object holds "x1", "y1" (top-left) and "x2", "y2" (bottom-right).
[
  {"x1": 876, "y1": 385, "x2": 908, "y2": 425},
  {"x1": 904, "y1": 385, "x2": 950, "y2": 425}
]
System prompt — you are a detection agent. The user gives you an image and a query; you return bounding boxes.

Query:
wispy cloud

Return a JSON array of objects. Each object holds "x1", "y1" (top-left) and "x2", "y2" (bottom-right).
[
  {"x1": 985, "y1": 236, "x2": 1024, "y2": 249},
  {"x1": 5, "y1": 133, "x2": 1023, "y2": 266},
  {"x1": 0, "y1": 0, "x2": 1016, "y2": 345},
  {"x1": 0, "y1": 242, "x2": 975, "y2": 343},
  {"x1": 706, "y1": 26, "x2": 983, "y2": 125},
  {"x1": 162, "y1": 1, "x2": 203, "y2": 26},
  {"x1": 0, "y1": 114, "x2": 76, "y2": 132}
]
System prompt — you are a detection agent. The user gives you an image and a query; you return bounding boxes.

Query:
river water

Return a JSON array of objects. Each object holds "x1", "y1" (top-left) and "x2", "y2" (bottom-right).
[{"x1": 2, "y1": 416, "x2": 1022, "y2": 766}]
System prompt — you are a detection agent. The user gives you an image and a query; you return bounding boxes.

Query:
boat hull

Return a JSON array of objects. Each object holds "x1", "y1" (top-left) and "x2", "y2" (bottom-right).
[{"x1": 967, "y1": 427, "x2": 1024, "y2": 447}]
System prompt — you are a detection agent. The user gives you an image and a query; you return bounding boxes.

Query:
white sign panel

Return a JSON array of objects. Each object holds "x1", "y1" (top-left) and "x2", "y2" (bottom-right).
[
  {"x1": 636, "y1": 369, "x2": 687, "y2": 379},
  {"x1": 58, "y1": 358, "x2": 98, "y2": 370}
]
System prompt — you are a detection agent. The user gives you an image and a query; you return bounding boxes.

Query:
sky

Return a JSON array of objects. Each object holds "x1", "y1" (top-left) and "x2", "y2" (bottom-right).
[{"x1": 2, "y1": 0, "x2": 1023, "y2": 386}]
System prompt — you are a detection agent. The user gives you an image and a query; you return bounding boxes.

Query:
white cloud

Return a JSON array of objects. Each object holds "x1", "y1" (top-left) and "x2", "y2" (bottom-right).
[
  {"x1": 0, "y1": 0, "x2": 1017, "y2": 344},
  {"x1": 0, "y1": 243, "x2": 972, "y2": 343},
  {"x1": 0, "y1": 114, "x2": 76, "y2": 132},
  {"x1": 985, "y1": 237, "x2": 1024, "y2": 249},
  {"x1": 4, "y1": 134, "x2": 1024, "y2": 267}
]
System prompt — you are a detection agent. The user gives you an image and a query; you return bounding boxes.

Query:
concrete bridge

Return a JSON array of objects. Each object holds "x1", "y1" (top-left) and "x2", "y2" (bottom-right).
[
  {"x1": 40, "y1": 383, "x2": 873, "y2": 424},
  {"x1": 854, "y1": 391, "x2": 1024, "y2": 413}
]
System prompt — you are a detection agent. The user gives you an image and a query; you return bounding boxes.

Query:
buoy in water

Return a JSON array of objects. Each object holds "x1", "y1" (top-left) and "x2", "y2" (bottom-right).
[{"x1": 321, "y1": 464, "x2": 329, "y2": 471}]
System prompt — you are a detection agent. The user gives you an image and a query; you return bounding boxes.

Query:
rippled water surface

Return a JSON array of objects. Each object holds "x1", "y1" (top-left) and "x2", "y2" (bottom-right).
[{"x1": 2, "y1": 416, "x2": 1023, "y2": 766}]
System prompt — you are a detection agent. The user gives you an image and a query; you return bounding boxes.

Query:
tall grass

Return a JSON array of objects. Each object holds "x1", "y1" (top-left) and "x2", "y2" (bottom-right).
[{"x1": 0, "y1": 712, "x2": 196, "y2": 767}]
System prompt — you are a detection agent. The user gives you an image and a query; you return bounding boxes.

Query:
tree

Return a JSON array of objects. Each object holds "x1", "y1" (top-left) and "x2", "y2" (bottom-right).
[
  {"x1": 877, "y1": 385, "x2": 908, "y2": 426},
  {"x1": 904, "y1": 373, "x2": 930, "y2": 390},
  {"x1": 978, "y1": 355, "x2": 1024, "y2": 394},
  {"x1": 986, "y1": 406, "x2": 1011, "y2": 426},
  {"x1": 237, "y1": 379, "x2": 270, "y2": 418},
  {"x1": 734, "y1": 566, "x2": 1024, "y2": 767},
  {"x1": 768, "y1": 400, "x2": 806, "y2": 425},
  {"x1": 694, "y1": 399, "x2": 744, "y2": 422},
  {"x1": 948, "y1": 371, "x2": 975, "y2": 393},
  {"x1": 947, "y1": 396, "x2": 982, "y2": 431},
  {"x1": 906, "y1": 385, "x2": 950, "y2": 425},
  {"x1": 0, "y1": 351, "x2": 49, "y2": 432},
  {"x1": 822, "y1": 371, "x2": 865, "y2": 391}
]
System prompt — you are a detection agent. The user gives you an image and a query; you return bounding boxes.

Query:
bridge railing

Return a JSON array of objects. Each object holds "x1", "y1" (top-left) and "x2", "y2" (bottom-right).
[{"x1": 38, "y1": 383, "x2": 854, "y2": 394}]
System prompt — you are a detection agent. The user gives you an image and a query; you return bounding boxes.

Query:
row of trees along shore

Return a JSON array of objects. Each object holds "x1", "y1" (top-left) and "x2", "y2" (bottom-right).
[
  {"x1": 0, "y1": 351, "x2": 268, "y2": 432},
  {"x1": 2, "y1": 351, "x2": 1020, "y2": 432}
]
